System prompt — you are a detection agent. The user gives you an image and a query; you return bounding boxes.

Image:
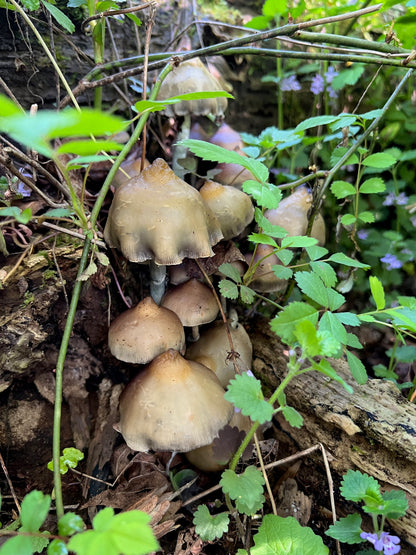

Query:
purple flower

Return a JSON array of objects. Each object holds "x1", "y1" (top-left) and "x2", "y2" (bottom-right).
[
  {"x1": 311, "y1": 74, "x2": 325, "y2": 95},
  {"x1": 280, "y1": 75, "x2": 301, "y2": 92},
  {"x1": 324, "y1": 66, "x2": 338, "y2": 84},
  {"x1": 396, "y1": 192, "x2": 409, "y2": 205},
  {"x1": 327, "y1": 86, "x2": 338, "y2": 99},
  {"x1": 357, "y1": 229, "x2": 369, "y2": 240},
  {"x1": 383, "y1": 192, "x2": 409, "y2": 206},
  {"x1": 380, "y1": 253, "x2": 402, "y2": 270},
  {"x1": 360, "y1": 531, "x2": 400, "y2": 555}
]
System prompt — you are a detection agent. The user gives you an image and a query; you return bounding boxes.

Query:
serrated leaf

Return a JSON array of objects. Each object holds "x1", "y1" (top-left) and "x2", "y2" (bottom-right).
[
  {"x1": 282, "y1": 406, "x2": 303, "y2": 428},
  {"x1": 341, "y1": 213, "x2": 356, "y2": 226},
  {"x1": 346, "y1": 351, "x2": 367, "y2": 384},
  {"x1": 311, "y1": 359, "x2": 354, "y2": 393},
  {"x1": 42, "y1": 208, "x2": 75, "y2": 219},
  {"x1": 255, "y1": 208, "x2": 288, "y2": 238},
  {"x1": 357, "y1": 211, "x2": 374, "y2": 223},
  {"x1": 77, "y1": 260, "x2": 98, "y2": 281},
  {"x1": 305, "y1": 245, "x2": 328, "y2": 261},
  {"x1": 193, "y1": 505, "x2": 229, "y2": 541},
  {"x1": 281, "y1": 235, "x2": 318, "y2": 248},
  {"x1": 331, "y1": 180, "x2": 356, "y2": 199},
  {"x1": 295, "y1": 115, "x2": 342, "y2": 132},
  {"x1": 294, "y1": 319, "x2": 321, "y2": 357},
  {"x1": 330, "y1": 147, "x2": 359, "y2": 166},
  {"x1": 316, "y1": 329, "x2": 343, "y2": 357},
  {"x1": 275, "y1": 248, "x2": 293, "y2": 265},
  {"x1": 251, "y1": 515, "x2": 329, "y2": 555},
  {"x1": 319, "y1": 311, "x2": 347, "y2": 344},
  {"x1": 325, "y1": 513, "x2": 363, "y2": 544},
  {"x1": 310, "y1": 261, "x2": 337, "y2": 288},
  {"x1": 359, "y1": 109, "x2": 383, "y2": 120},
  {"x1": 334, "y1": 312, "x2": 361, "y2": 326},
  {"x1": 41, "y1": 0, "x2": 75, "y2": 32},
  {"x1": 272, "y1": 265, "x2": 293, "y2": 280},
  {"x1": 218, "y1": 263, "x2": 242, "y2": 283},
  {"x1": 369, "y1": 276, "x2": 385, "y2": 310},
  {"x1": 183, "y1": 140, "x2": 268, "y2": 183},
  {"x1": 358, "y1": 313, "x2": 376, "y2": 323},
  {"x1": 240, "y1": 285, "x2": 255, "y2": 305},
  {"x1": 270, "y1": 302, "x2": 319, "y2": 344},
  {"x1": 48, "y1": 447, "x2": 84, "y2": 475},
  {"x1": 243, "y1": 180, "x2": 282, "y2": 209},
  {"x1": 58, "y1": 512, "x2": 85, "y2": 537},
  {"x1": 20, "y1": 490, "x2": 51, "y2": 533},
  {"x1": 96, "y1": 251, "x2": 110, "y2": 266},
  {"x1": 29, "y1": 531, "x2": 50, "y2": 554},
  {"x1": 225, "y1": 372, "x2": 273, "y2": 423},
  {"x1": 340, "y1": 470, "x2": 381, "y2": 503},
  {"x1": 376, "y1": 490, "x2": 408, "y2": 519},
  {"x1": 249, "y1": 232, "x2": 278, "y2": 248},
  {"x1": 362, "y1": 152, "x2": 397, "y2": 169},
  {"x1": 295, "y1": 271, "x2": 345, "y2": 310},
  {"x1": 346, "y1": 333, "x2": 363, "y2": 349},
  {"x1": 359, "y1": 177, "x2": 385, "y2": 194},
  {"x1": 218, "y1": 279, "x2": 239, "y2": 300},
  {"x1": 327, "y1": 253, "x2": 370, "y2": 269},
  {"x1": 221, "y1": 466, "x2": 265, "y2": 515}
]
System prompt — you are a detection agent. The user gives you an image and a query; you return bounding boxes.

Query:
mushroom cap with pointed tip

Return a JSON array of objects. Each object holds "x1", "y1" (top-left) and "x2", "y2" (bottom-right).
[
  {"x1": 158, "y1": 58, "x2": 228, "y2": 117},
  {"x1": 108, "y1": 296, "x2": 185, "y2": 364},
  {"x1": 104, "y1": 158, "x2": 223, "y2": 265},
  {"x1": 161, "y1": 278, "x2": 219, "y2": 328},
  {"x1": 117, "y1": 349, "x2": 234, "y2": 452},
  {"x1": 111, "y1": 157, "x2": 150, "y2": 190},
  {"x1": 199, "y1": 180, "x2": 254, "y2": 240}
]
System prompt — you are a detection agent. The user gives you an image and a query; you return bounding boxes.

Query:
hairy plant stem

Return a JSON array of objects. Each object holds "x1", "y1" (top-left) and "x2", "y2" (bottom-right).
[{"x1": 52, "y1": 62, "x2": 173, "y2": 520}]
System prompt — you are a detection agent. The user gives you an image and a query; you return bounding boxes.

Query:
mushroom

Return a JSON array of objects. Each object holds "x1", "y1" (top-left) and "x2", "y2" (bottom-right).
[
  {"x1": 111, "y1": 157, "x2": 150, "y2": 191},
  {"x1": 186, "y1": 319, "x2": 252, "y2": 387},
  {"x1": 108, "y1": 296, "x2": 185, "y2": 364},
  {"x1": 103, "y1": 158, "x2": 223, "y2": 303},
  {"x1": 264, "y1": 185, "x2": 326, "y2": 245},
  {"x1": 214, "y1": 162, "x2": 256, "y2": 189},
  {"x1": 157, "y1": 57, "x2": 228, "y2": 178},
  {"x1": 245, "y1": 244, "x2": 288, "y2": 293},
  {"x1": 199, "y1": 180, "x2": 254, "y2": 240},
  {"x1": 209, "y1": 123, "x2": 245, "y2": 152},
  {"x1": 161, "y1": 278, "x2": 219, "y2": 341},
  {"x1": 116, "y1": 349, "x2": 234, "y2": 452}
]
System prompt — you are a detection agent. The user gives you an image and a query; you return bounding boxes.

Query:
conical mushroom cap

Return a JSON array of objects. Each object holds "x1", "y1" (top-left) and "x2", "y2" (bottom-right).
[
  {"x1": 264, "y1": 186, "x2": 326, "y2": 246},
  {"x1": 246, "y1": 244, "x2": 288, "y2": 293},
  {"x1": 118, "y1": 349, "x2": 234, "y2": 452},
  {"x1": 108, "y1": 296, "x2": 185, "y2": 364},
  {"x1": 199, "y1": 180, "x2": 254, "y2": 240},
  {"x1": 104, "y1": 158, "x2": 223, "y2": 265},
  {"x1": 158, "y1": 58, "x2": 228, "y2": 117}
]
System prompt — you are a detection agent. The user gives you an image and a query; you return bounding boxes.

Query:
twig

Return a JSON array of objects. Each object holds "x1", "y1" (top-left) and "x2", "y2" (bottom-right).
[
  {"x1": 0, "y1": 451, "x2": 21, "y2": 514},
  {"x1": 38, "y1": 221, "x2": 106, "y2": 248},
  {"x1": 140, "y1": 2, "x2": 156, "y2": 171},
  {"x1": 319, "y1": 443, "x2": 341, "y2": 555},
  {"x1": 254, "y1": 433, "x2": 277, "y2": 515},
  {"x1": 81, "y1": 1, "x2": 155, "y2": 33}
]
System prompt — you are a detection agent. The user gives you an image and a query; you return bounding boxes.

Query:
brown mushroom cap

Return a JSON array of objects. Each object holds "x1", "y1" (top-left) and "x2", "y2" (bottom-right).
[
  {"x1": 186, "y1": 320, "x2": 252, "y2": 387},
  {"x1": 111, "y1": 157, "x2": 150, "y2": 190},
  {"x1": 117, "y1": 349, "x2": 234, "y2": 452},
  {"x1": 264, "y1": 186, "x2": 326, "y2": 246},
  {"x1": 246, "y1": 244, "x2": 288, "y2": 293},
  {"x1": 199, "y1": 180, "x2": 254, "y2": 240},
  {"x1": 214, "y1": 162, "x2": 255, "y2": 189},
  {"x1": 108, "y1": 296, "x2": 185, "y2": 364},
  {"x1": 161, "y1": 279, "x2": 219, "y2": 328},
  {"x1": 158, "y1": 58, "x2": 228, "y2": 117},
  {"x1": 103, "y1": 158, "x2": 223, "y2": 265}
]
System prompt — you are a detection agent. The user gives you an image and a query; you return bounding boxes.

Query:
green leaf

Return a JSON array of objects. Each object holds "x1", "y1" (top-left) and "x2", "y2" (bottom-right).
[
  {"x1": 282, "y1": 406, "x2": 303, "y2": 428},
  {"x1": 346, "y1": 333, "x2": 363, "y2": 349},
  {"x1": 375, "y1": 490, "x2": 408, "y2": 519},
  {"x1": 275, "y1": 248, "x2": 294, "y2": 265},
  {"x1": 270, "y1": 302, "x2": 319, "y2": 344},
  {"x1": 243, "y1": 180, "x2": 282, "y2": 209},
  {"x1": 359, "y1": 177, "x2": 385, "y2": 194},
  {"x1": 240, "y1": 285, "x2": 256, "y2": 305},
  {"x1": 330, "y1": 147, "x2": 359, "y2": 166},
  {"x1": 331, "y1": 180, "x2": 356, "y2": 199},
  {"x1": 331, "y1": 64, "x2": 365, "y2": 91},
  {"x1": 225, "y1": 372, "x2": 273, "y2": 424},
  {"x1": 341, "y1": 214, "x2": 356, "y2": 226},
  {"x1": 66, "y1": 155, "x2": 116, "y2": 168},
  {"x1": 21, "y1": 0, "x2": 38, "y2": 8},
  {"x1": 391, "y1": 307, "x2": 416, "y2": 333},
  {"x1": 359, "y1": 109, "x2": 383, "y2": 120},
  {"x1": 319, "y1": 312, "x2": 347, "y2": 344},
  {"x1": 193, "y1": 505, "x2": 229, "y2": 541},
  {"x1": 47, "y1": 538, "x2": 69, "y2": 555},
  {"x1": 305, "y1": 245, "x2": 328, "y2": 261},
  {"x1": 41, "y1": 0, "x2": 75, "y2": 32},
  {"x1": 310, "y1": 261, "x2": 337, "y2": 288},
  {"x1": 250, "y1": 515, "x2": 329, "y2": 555},
  {"x1": 357, "y1": 211, "x2": 374, "y2": 223},
  {"x1": 67, "y1": 507, "x2": 159, "y2": 555},
  {"x1": 255, "y1": 208, "x2": 287, "y2": 237},
  {"x1": 218, "y1": 279, "x2": 239, "y2": 300},
  {"x1": 369, "y1": 276, "x2": 385, "y2": 310},
  {"x1": 327, "y1": 253, "x2": 370, "y2": 269},
  {"x1": 340, "y1": 469, "x2": 381, "y2": 503},
  {"x1": 57, "y1": 139, "x2": 122, "y2": 155},
  {"x1": 77, "y1": 261, "x2": 98, "y2": 282},
  {"x1": 41, "y1": 208, "x2": 75, "y2": 219},
  {"x1": 218, "y1": 263, "x2": 242, "y2": 283},
  {"x1": 311, "y1": 359, "x2": 354, "y2": 393},
  {"x1": 0, "y1": 94, "x2": 23, "y2": 116},
  {"x1": 294, "y1": 319, "x2": 321, "y2": 357},
  {"x1": 48, "y1": 447, "x2": 84, "y2": 475},
  {"x1": 58, "y1": 512, "x2": 85, "y2": 537},
  {"x1": 362, "y1": 152, "x2": 397, "y2": 169},
  {"x1": 0, "y1": 536, "x2": 33, "y2": 555},
  {"x1": 325, "y1": 513, "x2": 363, "y2": 544},
  {"x1": 358, "y1": 313, "x2": 376, "y2": 323},
  {"x1": 220, "y1": 466, "x2": 265, "y2": 516},
  {"x1": 135, "y1": 91, "x2": 233, "y2": 114},
  {"x1": 295, "y1": 114, "x2": 342, "y2": 132},
  {"x1": 0, "y1": 206, "x2": 32, "y2": 224},
  {"x1": 281, "y1": 235, "x2": 318, "y2": 248},
  {"x1": 316, "y1": 329, "x2": 343, "y2": 357},
  {"x1": 334, "y1": 312, "x2": 361, "y2": 326},
  {"x1": 346, "y1": 351, "x2": 367, "y2": 384},
  {"x1": 272, "y1": 265, "x2": 293, "y2": 280},
  {"x1": 183, "y1": 140, "x2": 269, "y2": 183},
  {"x1": 30, "y1": 532, "x2": 50, "y2": 554},
  {"x1": 295, "y1": 271, "x2": 345, "y2": 310},
  {"x1": 20, "y1": 490, "x2": 51, "y2": 533},
  {"x1": 249, "y1": 232, "x2": 278, "y2": 248}
]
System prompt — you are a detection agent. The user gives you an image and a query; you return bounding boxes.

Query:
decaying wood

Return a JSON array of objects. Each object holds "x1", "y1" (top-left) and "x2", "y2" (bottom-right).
[{"x1": 250, "y1": 316, "x2": 416, "y2": 547}]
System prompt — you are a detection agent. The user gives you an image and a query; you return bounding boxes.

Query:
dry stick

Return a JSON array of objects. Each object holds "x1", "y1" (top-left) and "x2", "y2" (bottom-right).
[
  {"x1": 81, "y1": 1, "x2": 155, "y2": 32},
  {"x1": 0, "y1": 451, "x2": 21, "y2": 514},
  {"x1": 39, "y1": 221, "x2": 106, "y2": 248},
  {"x1": 51, "y1": 235, "x2": 69, "y2": 309},
  {"x1": 140, "y1": 2, "x2": 156, "y2": 171},
  {"x1": 0, "y1": 78, "x2": 25, "y2": 112},
  {"x1": 254, "y1": 433, "x2": 277, "y2": 516},
  {"x1": 319, "y1": 443, "x2": 341, "y2": 555}
]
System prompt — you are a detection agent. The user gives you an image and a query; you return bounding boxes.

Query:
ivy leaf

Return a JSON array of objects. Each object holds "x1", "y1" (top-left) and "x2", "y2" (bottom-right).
[
  {"x1": 362, "y1": 152, "x2": 397, "y2": 169},
  {"x1": 243, "y1": 180, "x2": 282, "y2": 209},
  {"x1": 373, "y1": 490, "x2": 408, "y2": 519},
  {"x1": 340, "y1": 470, "x2": 382, "y2": 504},
  {"x1": 218, "y1": 263, "x2": 242, "y2": 283},
  {"x1": 331, "y1": 180, "x2": 356, "y2": 199},
  {"x1": 359, "y1": 177, "x2": 386, "y2": 194},
  {"x1": 193, "y1": 505, "x2": 229, "y2": 541},
  {"x1": 346, "y1": 351, "x2": 368, "y2": 384},
  {"x1": 240, "y1": 285, "x2": 256, "y2": 305},
  {"x1": 369, "y1": 276, "x2": 385, "y2": 310},
  {"x1": 325, "y1": 513, "x2": 363, "y2": 544},
  {"x1": 250, "y1": 515, "x2": 329, "y2": 555},
  {"x1": 281, "y1": 406, "x2": 303, "y2": 428},
  {"x1": 220, "y1": 466, "x2": 265, "y2": 515},
  {"x1": 327, "y1": 253, "x2": 370, "y2": 269},
  {"x1": 218, "y1": 279, "x2": 239, "y2": 300},
  {"x1": 225, "y1": 373, "x2": 273, "y2": 424},
  {"x1": 270, "y1": 302, "x2": 319, "y2": 344},
  {"x1": 20, "y1": 490, "x2": 51, "y2": 533}
]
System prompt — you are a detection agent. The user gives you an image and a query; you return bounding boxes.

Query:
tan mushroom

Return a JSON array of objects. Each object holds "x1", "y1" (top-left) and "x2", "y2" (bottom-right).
[
  {"x1": 199, "y1": 180, "x2": 254, "y2": 241},
  {"x1": 161, "y1": 278, "x2": 219, "y2": 341},
  {"x1": 111, "y1": 157, "x2": 150, "y2": 191},
  {"x1": 245, "y1": 244, "x2": 288, "y2": 293},
  {"x1": 186, "y1": 319, "x2": 252, "y2": 387},
  {"x1": 116, "y1": 349, "x2": 234, "y2": 452},
  {"x1": 214, "y1": 162, "x2": 256, "y2": 189},
  {"x1": 103, "y1": 158, "x2": 223, "y2": 303},
  {"x1": 264, "y1": 186, "x2": 326, "y2": 246},
  {"x1": 108, "y1": 296, "x2": 185, "y2": 364}
]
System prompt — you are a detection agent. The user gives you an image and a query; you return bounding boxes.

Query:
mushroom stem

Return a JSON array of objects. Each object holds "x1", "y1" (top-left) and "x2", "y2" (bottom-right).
[
  {"x1": 191, "y1": 325, "x2": 200, "y2": 342},
  {"x1": 172, "y1": 113, "x2": 191, "y2": 180},
  {"x1": 149, "y1": 260, "x2": 167, "y2": 305}
]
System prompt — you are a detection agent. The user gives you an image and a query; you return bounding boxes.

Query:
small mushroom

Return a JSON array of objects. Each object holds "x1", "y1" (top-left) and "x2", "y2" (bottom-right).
[
  {"x1": 245, "y1": 244, "x2": 288, "y2": 293},
  {"x1": 108, "y1": 296, "x2": 185, "y2": 364},
  {"x1": 199, "y1": 180, "x2": 254, "y2": 240},
  {"x1": 111, "y1": 157, "x2": 150, "y2": 190},
  {"x1": 186, "y1": 319, "x2": 252, "y2": 387},
  {"x1": 104, "y1": 158, "x2": 223, "y2": 303},
  {"x1": 209, "y1": 123, "x2": 245, "y2": 153},
  {"x1": 264, "y1": 185, "x2": 326, "y2": 245},
  {"x1": 161, "y1": 278, "x2": 219, "y2": 341},
  {"x1": 116, "y1": 349, "x2": 234, "y2": 452}
]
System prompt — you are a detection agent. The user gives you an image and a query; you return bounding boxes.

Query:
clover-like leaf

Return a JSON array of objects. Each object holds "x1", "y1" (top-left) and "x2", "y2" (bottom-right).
[
  {"x1": 218, "y1": 279, "x2": 239, "y2": 300},
  {"x1": 221, "y1": 466, "x2": 265, "y2": 516},
  {"x1": 193, "y1": 505, "x2": 229, "y2": 541}
]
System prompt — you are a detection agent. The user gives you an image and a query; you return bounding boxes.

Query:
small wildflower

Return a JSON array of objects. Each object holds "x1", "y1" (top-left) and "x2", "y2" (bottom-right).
[
  {"x1": 324, "y1": 66, "x2": 338, "y2": 84},
  {"x1": 360, "y1": 531, "x2": 401, "y2": 555},
  {"x1": 327, "y1": 86, "x2": 338, "y2": 99},
  {"x1": 246, "y1": 369, "x2": 255, "y2": 378},
  {"x1": 395, "y1": 192, "x2": 409, "y2": 205},
  {"x1": 383, "y1": 192, "x2": 409, "y2": 206},
  {"x1": 380, "y1": 253, "x2": 402, "y2": 270},
  {"x1": 280, "y1": 75, "x2": 301, "y2": 92},
  {"x1": 311, "y1": 74, "x2": 325, "y2": 95},
  {"x1": 357, "y1": 229, "x2": 369, "y2": 240}
]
